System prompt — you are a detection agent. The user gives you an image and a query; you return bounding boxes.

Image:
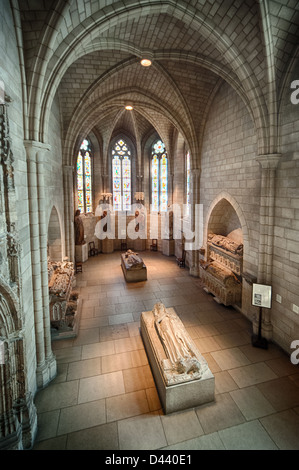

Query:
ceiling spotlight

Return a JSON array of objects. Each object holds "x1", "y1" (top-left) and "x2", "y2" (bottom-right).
[
  {"x1": 125, "y1": 105, "x2": 133, "y2": 110},
  {"x1": 140, "y1": 58, "x2": 152, "y2": 67}
]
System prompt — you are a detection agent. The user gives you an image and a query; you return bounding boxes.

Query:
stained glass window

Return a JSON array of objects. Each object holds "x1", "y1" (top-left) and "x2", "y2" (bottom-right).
[
  {"x1": 76, "y1": 139, "x2": 93, "y2": 213},
  {"x1": 186, "y1": 151, "x2": 191, "y2": 215},
  {"x1": 112, "y1": 139, "x2": 131, "y2": 211},
  {"x1": 151, "y1": 140, "x2": 168, "y2": 212}
]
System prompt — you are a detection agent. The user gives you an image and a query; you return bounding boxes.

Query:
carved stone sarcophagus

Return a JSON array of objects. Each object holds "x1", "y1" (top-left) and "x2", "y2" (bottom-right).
[{"x1": 200, "y1": 233, "x2": 243, "y2": 306}]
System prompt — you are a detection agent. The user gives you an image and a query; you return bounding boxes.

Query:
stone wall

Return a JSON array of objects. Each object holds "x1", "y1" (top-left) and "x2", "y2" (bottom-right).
[
  {"x1": 271, "y1": 61, "x2": 299, "y2": 352},
  {"x1": 200, "y1": 81, "x2": 260, "y2": 322}
]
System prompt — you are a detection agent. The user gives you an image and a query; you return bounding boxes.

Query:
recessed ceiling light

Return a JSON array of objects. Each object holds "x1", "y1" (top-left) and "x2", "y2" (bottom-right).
[
  {"x1": 125, "y1": 105, "x2": 133, "y2": 110},
  {"x1": 140, "y1": 58, "x2": 152, "y2": 67}
]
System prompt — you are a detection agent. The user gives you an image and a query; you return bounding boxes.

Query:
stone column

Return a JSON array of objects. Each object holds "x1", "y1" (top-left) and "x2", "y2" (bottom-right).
[
  {"x1": 36, "y1": 147, "x2": 56, "y2": 381},
  {"x1": 63, "y1": 165, "x2": 75, "y2": 262},
  {"x1": 24, "y1": 141, "x2": 56, "y2": 388},
  {"x1": 188, "y1": 168, "x2": 201, "y2": 277},
  {"x1": 255, "y1": 153, "x2": 280, "y2": 339}
]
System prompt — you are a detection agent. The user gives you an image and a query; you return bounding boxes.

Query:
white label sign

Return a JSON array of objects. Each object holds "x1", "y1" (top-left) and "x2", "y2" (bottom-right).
[{"x1": 252, "y1": 283, "x2": 272, "y2": 309}]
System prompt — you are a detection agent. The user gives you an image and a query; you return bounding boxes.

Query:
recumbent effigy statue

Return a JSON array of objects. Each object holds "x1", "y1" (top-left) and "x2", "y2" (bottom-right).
[{"x1": 152, "y1": 302, "x2": 204, "y2": 380}]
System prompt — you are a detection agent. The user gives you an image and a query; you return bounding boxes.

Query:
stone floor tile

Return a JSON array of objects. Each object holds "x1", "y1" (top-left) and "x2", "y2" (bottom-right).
[
  {"x1": 228, "y1": 362, "x2": 278, "y2": 388},
  {"x1": 66, "y1": 422, "x2": 119, "y2": 450},
  {"x1": 33, "y1": 435, "x2": 67, "y2": 450},
  {"x1": 196, "y1": 392, "x2": 245, "y2": 433},
  {"x1": 57, "y1": 399, "x2": 106, "y2": 435},
  {"x1": 218, "y1": 420, "x2": 278, "y2": 450},
  {"x1": 213, "y1": 330, "x2": 251, "y2": 349},
  {"x1": 265, "y1": 356, "x2": 299, "y2": 377},
  {"x1": 123, "y1": 365, "x2": 155, "y2": 392},
  {"x1": 211, "y1": 347, "x2": 251, "y2": 370},
  {"x1": 80, "y1": 316, "x2": 109, "y2": 328},
  {"x1": 100, "y1": 323, "x2": 129, "y2": 341},
  {"x1": 240, "y1": 343, "x2": 285, "y2": 363},
  {"x1": 101, "y1": 351, "x2": 133, "y2": 374},
  {"x1": 257, "y1": 377, "x2": 299, "y2": 411},
  {"x1": 81, "y1": 340, "x2": 115, "y2": 359},
  {"x1": 35, "y1": 410, "x2": 60, "y2": 442},
  {"x1": 118, "y1": 413, "x2": 167, "y2": 450},
  {"x1": 230, "y1": 385, "x2": 276, "y2": 420},
  {"x1": 162, "y1": 432, "x2": 225, "y2": 450},
  {"x1": 54, "y1": 345, "x2": 82, "y2": 364},
  {"x1": 108, "y1": 313, "x2": 134, "y2": 325},
  {"x1": 260, "y1": 410, "x2": 299, "y2": 449},
  {"x1": 214, "y1": 370, "x2": 239, "y2": 394},
  {"x1": 194, "y1": 336, "x2": 222, "y2": 353},
  {"x1": 161, "y1": 409, "x2": 204, "y2": 445},
  {"x1": 35, "y1": 380, "x2": 79, "y2": 413},
  {"x1": 106, "y1": 390, "x2": 150, "y2": 422},
  {"x1": 72, "y1": 327, "x2": 100, "y2": 346},
  {"x1": 146, "y1": 387, "x2": 162, "y2": 412},
  {"x1": 67, "y1": 357, "x2": 102, "y2": 380},
  {"x1": 114, "y1": 335, "x2": 143, "y2": 353},
  {"x1": 78, "y1": 371, "x2": 125, "y2": 403}
]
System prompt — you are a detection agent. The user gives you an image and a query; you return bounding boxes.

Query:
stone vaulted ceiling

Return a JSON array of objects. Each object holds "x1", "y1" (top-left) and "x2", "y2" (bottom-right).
[{"x1": 17, "y1": 0, "x2": 299, "y2": 160}]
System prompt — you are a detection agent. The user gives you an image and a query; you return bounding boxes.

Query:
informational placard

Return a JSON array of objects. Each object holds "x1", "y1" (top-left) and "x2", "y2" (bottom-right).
[
  {"x1": 252, "y1": 283, "x2": 272, "y2": 309},
  {"x1": 0, "y1": 340, "x2": 5, "y2": 365}
]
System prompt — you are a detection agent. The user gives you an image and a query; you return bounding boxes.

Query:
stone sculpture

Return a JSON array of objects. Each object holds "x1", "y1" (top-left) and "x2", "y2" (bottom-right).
[
  {"x1": 152, "y1": 302, "x2": 203, "y2": 377},
  {"x1": 124, "y1": 249, "x2": 144, "y2": 270},
  {"x1": 74, "y1": 209, "x2": 85, "y2": 245}
]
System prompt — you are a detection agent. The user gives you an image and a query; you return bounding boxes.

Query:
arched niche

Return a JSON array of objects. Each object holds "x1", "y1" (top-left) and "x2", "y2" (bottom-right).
[
  {"x1": 201, "y1": 194, "x2": 248, "y2": 308},
  {"x1": 207, "y1": 199, "x2": 243, "y2": 244},
  {"x1": 48, "y1": 206, "x2": 62, "y2": 261}
]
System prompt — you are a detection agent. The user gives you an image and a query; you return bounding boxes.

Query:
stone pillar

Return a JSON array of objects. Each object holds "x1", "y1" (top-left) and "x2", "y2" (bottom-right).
[
  {"x1": 255, "y1": 153, "x2": 280, "y2": 339},
  {"x1": 36, "y1": 147, "x2": 56, "y2": 381},
  {"x1": 189, "y1": 168, "x2": 201, "y2": 277},
  {"x1": 24, "y1": 141, "x2": 57, "y2": 388},
  {"x1": 63, "y1": 165, "x2": 75, "y2": 262}
]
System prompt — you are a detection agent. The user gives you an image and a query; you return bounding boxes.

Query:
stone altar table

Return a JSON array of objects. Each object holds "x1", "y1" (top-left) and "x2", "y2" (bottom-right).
[{"x1": 141, "y1": 303, "x2": 215, "y2": 413}]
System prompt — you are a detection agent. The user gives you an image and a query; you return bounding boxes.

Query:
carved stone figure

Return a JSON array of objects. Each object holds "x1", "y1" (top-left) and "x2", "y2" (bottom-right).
[
  {"x1": 74, "y1": 209, "x2": 85, "y2": 245},
  {"x1": 153, "y1": 302, "x2": 202, "y2": 375},
  {"x1": 124, "y1": 249, "x2": 144, "y2": 270}
]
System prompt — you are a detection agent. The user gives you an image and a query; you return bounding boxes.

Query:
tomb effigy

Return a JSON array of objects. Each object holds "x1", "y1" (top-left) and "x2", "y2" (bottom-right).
[
  {"x1": 200, "y1": 233, "x2": 243, "y2": 306},
  {"x1": 141, "y1": 302, "x2": 214, "y2": 413},
  {"x1": 48, "y1": 258, "x2": 81, "y2": 339},
  {"x1": 121, "y1": 249, "x2": 147, "y2": 282}
]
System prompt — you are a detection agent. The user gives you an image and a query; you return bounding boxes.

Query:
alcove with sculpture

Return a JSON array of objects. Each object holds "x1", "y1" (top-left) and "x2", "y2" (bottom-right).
[{"x1": 199, "y1": 198, "x2": 243, "y2": 307}]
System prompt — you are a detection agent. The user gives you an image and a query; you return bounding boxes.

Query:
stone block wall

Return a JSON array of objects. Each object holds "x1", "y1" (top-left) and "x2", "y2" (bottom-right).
[
  {"x1": 271, "y1": 63, "x2": 299, "y2": 352},
  {"x1": 200, "y1": 81, "x2": 260, "y2": 322},
  {"x1": 0, "y1": 0, "x2": 37, "y2": 395}
]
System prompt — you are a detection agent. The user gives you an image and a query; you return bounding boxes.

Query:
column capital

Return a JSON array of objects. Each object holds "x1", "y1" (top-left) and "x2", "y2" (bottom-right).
[
  {"x1": 24, "y1": 140, "x2": 51, "y2": 161},
  {"x1": 256, "y1": 153, "x2": 281, "y2": 169}
]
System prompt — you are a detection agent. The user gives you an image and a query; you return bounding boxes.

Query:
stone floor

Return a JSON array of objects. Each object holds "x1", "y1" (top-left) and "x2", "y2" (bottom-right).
[{"x1": 33, "y1": 252, "x2": 299, "y2": 450}]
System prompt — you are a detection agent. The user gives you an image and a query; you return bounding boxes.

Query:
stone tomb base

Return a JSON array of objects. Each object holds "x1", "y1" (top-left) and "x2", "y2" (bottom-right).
[
  {"x1": 121, "y1": 253, "x2": 147, "y2": 282},
  {"x1": 75, "y1": 243, "x2": 88, "y2": 262},
  {"x1": 140, "y1": 308, "x2": 215, "y2": 414}
]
